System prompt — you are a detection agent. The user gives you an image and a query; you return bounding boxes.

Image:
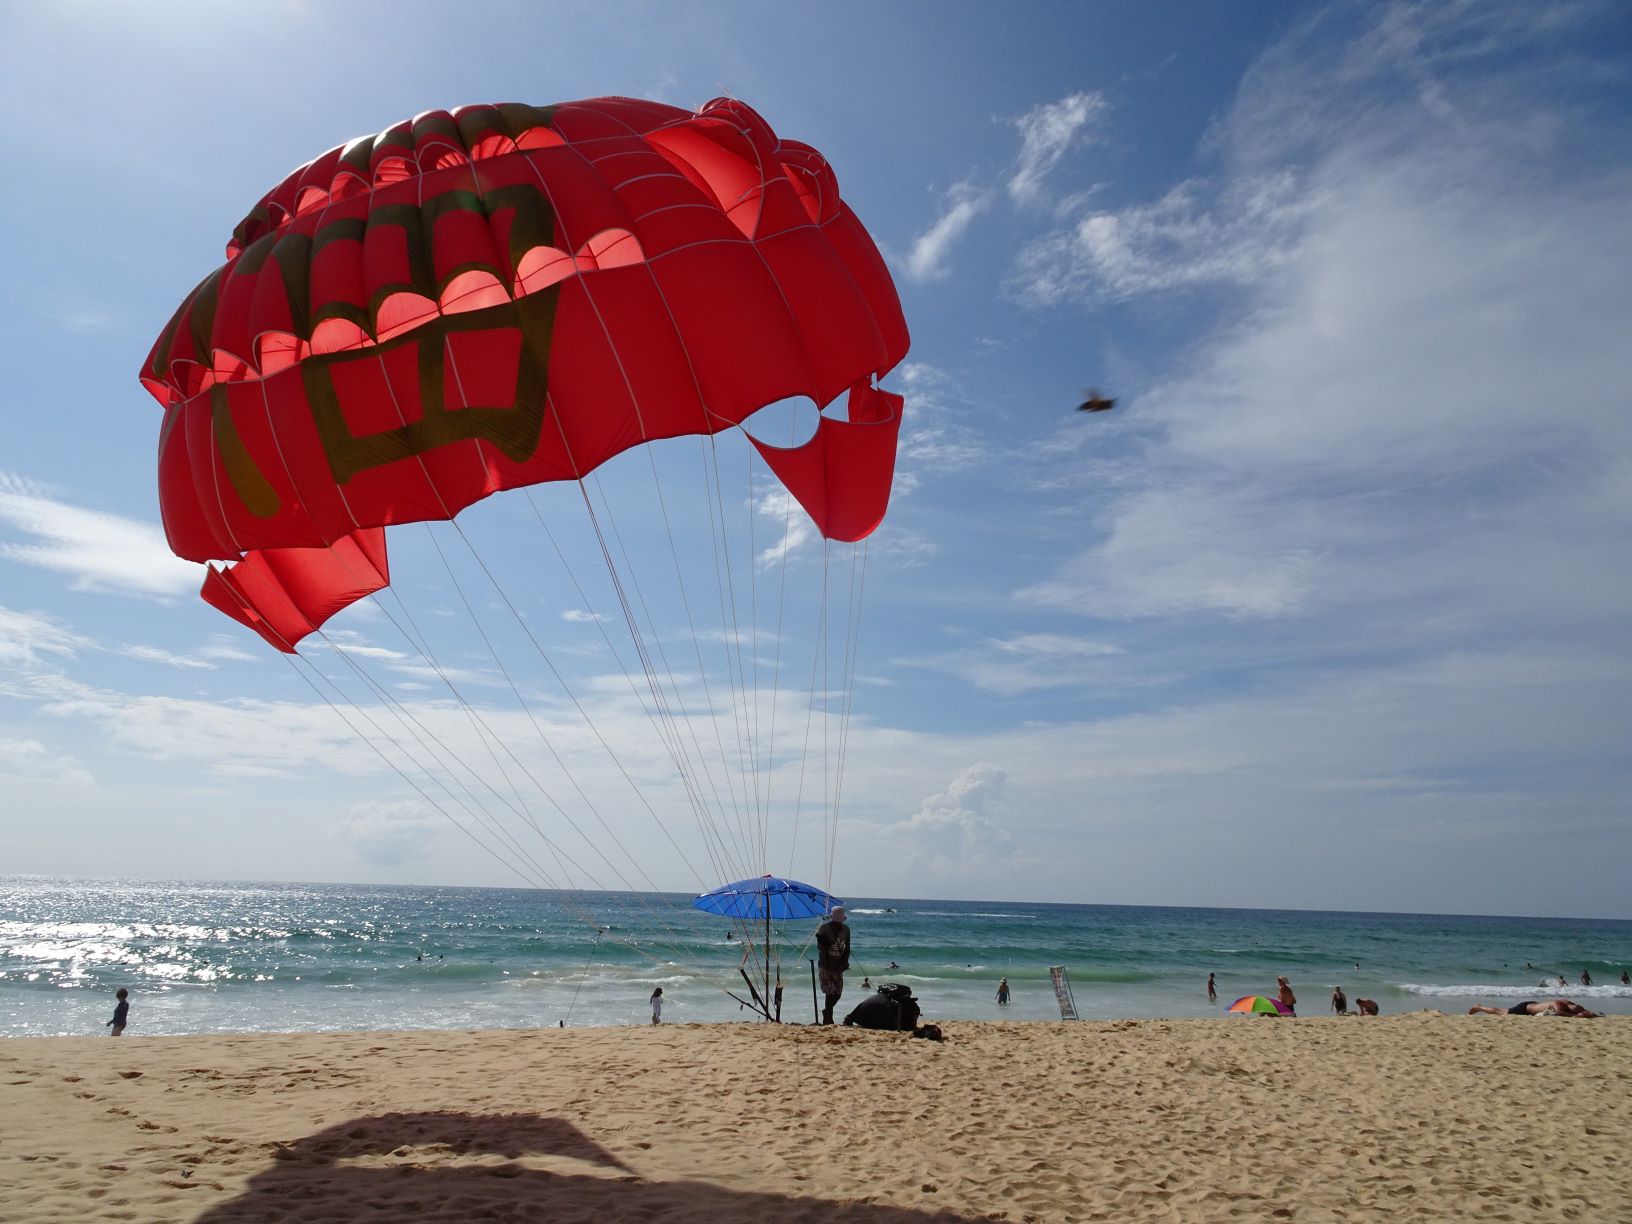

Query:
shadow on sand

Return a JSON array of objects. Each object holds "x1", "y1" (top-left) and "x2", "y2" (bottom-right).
[{"x1": 190, "y1": 1109, "x2": 979, "y2": 1223}]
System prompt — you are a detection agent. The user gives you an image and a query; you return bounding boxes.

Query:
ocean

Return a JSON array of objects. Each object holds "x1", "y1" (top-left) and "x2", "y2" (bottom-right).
[{"x1": 3, "y1": 876, "x2": 1629, "y2": 1037}]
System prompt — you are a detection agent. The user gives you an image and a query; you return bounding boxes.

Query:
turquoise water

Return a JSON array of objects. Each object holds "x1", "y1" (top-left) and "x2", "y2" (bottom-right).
[{"x1": 2, "y1": 876, "x2": 1629, "y2": 1036}]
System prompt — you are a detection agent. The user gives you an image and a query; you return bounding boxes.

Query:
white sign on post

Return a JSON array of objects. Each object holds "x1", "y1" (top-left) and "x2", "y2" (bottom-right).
[{"x1": 1049, "y1": 965, "x2": 1079, "y2": 1020}]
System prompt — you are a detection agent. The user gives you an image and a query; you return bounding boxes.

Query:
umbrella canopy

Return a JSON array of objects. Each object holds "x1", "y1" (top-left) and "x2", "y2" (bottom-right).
[
  {"x1": 1227, "y1": 995, "x2": 1291, "y2": 1015},
  {"x1": 693, "y1": 875, "x2": 839, "y2": 921}
]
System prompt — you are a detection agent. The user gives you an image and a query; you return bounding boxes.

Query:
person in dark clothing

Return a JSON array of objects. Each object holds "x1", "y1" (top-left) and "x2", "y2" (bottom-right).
[
  {"x1": 814, "y1": 906, "x2": 850, "y2": 1025},
  {"x1": 1331, "y1": 985, "x2": 1348, "y2": 1015},
  {"x1": 106, "y1": 988, "x2": 129, "y2": 1036}
]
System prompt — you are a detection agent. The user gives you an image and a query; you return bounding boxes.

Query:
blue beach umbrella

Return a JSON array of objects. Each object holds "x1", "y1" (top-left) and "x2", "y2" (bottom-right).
[
  {"x1": 692, "y1": 874, "x2": 840, "y2": 921},
  {"x1": 693, "y1": 875, "x2": 839, "y2": 1021}
]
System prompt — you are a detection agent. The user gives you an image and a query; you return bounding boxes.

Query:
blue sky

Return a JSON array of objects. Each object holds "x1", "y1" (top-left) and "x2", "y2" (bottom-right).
[{"x1": 2, "y1": 2, "x2": 1629, "y2": 917}]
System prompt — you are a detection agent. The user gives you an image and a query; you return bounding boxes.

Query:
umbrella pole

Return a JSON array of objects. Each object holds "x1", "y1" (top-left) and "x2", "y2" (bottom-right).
[
  {"x1": 764, "y1": 907, "x2": 772, "y2": 1023},
  {"x1": 810, "y1": 958, "x2": 818, "y2": 1024}
]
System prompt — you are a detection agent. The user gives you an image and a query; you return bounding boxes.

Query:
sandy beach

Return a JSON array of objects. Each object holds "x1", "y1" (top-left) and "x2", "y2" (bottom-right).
[{"x1": 2, "y1": 1014, "x2": 1628, "y2": 1222}]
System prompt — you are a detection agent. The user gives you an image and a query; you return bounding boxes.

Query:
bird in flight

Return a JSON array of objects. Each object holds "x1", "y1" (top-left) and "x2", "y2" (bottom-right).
[{"x1": 1077, "y1": 388, "x2": 1117, "y2": 413}]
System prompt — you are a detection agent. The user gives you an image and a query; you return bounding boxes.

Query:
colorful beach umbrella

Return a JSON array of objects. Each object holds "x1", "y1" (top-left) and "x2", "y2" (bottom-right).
[{"x1": 1227, "y1": 994, "x2": 1290, "y2": 1015}]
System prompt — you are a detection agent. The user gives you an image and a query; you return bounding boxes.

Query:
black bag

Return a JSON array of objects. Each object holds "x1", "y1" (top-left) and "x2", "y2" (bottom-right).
[{"x1": 843, "y1": 984, "x2": 921, "y2": 1031}]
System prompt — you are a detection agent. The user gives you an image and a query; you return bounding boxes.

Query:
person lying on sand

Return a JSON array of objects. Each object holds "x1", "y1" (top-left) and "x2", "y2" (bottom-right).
[{"x1": 1467, "y1": 1000, "x2": 1600, "y2": 1017}]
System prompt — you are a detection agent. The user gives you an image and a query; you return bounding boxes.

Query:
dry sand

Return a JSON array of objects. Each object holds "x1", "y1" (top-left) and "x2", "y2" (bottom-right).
[{"x1": 2, "y1": 1013, "x2": 1628, "y2": 1222}]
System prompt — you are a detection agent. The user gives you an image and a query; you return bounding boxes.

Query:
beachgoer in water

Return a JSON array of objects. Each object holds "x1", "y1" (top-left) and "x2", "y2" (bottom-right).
[
  {"x1": 1355, "y1": 998, "x2": 1379, "y2": 1015},
  {"x1": 105, "y1": 988, "x2": 129, "y2": 1037},
  {"x1": 1579, "y1": 968, "x2": 1593, "y2": 986},
  {"x1": 1331, "y1": 985, "x2": 1348, "y2": 1015},
  {"x1": 649, "y1": 987, "x2": 663, "y2": 1025},
  {"x1": 884, "y1": 961, "x2": 900, "y2": 971},
  {"x1": 1556, "y1": 975, "x2": 1567, "y2": 987},
  {"x1": 815, "y1": 906, "x2": 851, "y2": 1025},
  {"x1": 996, "y1": 977, "x2": 1010, "y2": 1006},
  {"x1": 1207, "y1": 973, "x2": 1216, "y2": 1003},
  {"x1": 1621, "y1": 970, "x2": 1630, "y2": 985},
  {"x1": 1526, "y1": 962, "x2": 1534, "y2": 971},
  {"x1": 1468, "y1": 999, "x2": 1600, "y2": 1018},
  {"x1": 1277, "y1": 976, "x2": 1297, "y2": 1017},
  {"x1": 861, "y1": 977, "x2": 871, "y2": 990}
]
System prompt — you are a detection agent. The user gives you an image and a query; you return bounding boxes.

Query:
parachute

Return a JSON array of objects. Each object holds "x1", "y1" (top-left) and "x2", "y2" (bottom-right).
[
  {"x1": 141, "y1": 96, "x2": 908, "y2": 1017},
  {"x1": 142, "y1": 97, "x2": 906, "y2": 650}
]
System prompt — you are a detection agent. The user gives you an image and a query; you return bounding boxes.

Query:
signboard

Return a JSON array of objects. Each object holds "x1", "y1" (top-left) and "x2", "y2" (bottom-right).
[{"x1": 1049, "y1": 965, "x2": 1079, "y2": 1020}]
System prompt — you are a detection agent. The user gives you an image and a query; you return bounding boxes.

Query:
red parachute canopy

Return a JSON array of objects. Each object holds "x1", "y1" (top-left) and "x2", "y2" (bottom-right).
[{"x1": 141, "y1": 97, "x2": 909, "y2": 652}]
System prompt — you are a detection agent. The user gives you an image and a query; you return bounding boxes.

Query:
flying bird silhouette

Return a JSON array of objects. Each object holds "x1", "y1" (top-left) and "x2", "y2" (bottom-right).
[{"x1": 1077, "y1": 388, "x2": 1117, "y2": 413}]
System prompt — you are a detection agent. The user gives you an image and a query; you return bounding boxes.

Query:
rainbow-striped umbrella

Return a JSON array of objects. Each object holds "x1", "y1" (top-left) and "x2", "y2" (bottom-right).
[{"x1": 1227, "y1": 994, "x2": 1290, "y2": 1016}]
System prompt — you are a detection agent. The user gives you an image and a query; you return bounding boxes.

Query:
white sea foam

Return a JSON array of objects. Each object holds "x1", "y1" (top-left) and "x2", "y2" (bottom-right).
[{"x1": 1399, "y1": 983, "x2": 1632, "y2": 999}]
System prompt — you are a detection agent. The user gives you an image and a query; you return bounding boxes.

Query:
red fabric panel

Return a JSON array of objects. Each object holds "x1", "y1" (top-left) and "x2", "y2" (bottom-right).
[
  {"x1": 751, "y1": 384, "x2": 902, "y2": 543},
  {"x1": 201, "y1": 528, "x2": 389, "y2": 653}
]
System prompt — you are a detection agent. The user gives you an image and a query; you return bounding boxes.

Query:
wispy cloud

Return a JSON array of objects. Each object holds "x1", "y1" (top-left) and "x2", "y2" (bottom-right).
[
  {"x1": 1009, "y1": 171, "x2": 1314, "y2": 304},
  {"x1": 0, "y1": 605, "x2": 88, "y2": 668},
  {"x1": 0, "y1": 736, "x2": 94, "y2": 786},
  {"x1": 121, "y1": 643, "x2": 217, "y2": 670},
  {"x1": 1017, "y1": 3, "x2": 1632, "y2": 635},
  {"x1": 0, "y1": 473, "x2": 201, "y2": 598},
  {"x1": 900, "y1": 179, "x2": 989, "y2": 282},
  {"x1": 1008, "y1": 91, "x2": 1107, "y2": 206}
]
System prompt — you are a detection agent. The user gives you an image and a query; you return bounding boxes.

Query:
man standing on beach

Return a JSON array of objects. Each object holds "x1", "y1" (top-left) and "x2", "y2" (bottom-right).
[{"x1": 815, "y1": 906, "x2": 850, "y2": 1025}]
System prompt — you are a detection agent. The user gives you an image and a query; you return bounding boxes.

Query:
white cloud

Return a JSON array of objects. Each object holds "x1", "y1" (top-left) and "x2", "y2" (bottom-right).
[
  {"x1": 880, "y1": 763, "x2": 1016, "y2": 875},
  {"x1": 1010, "y1": 171, "x2": 1314, "y2": 305},
  {"x1": 122, "y1": 643, "x2": 217, "y2": 670},
  {"x1": 900, "y1": 180, "x2": 989, "y2": 282},
  {"x1": 902, "y1": 631, "x2": 1125, "y2": 696},
  {"x1": 336, "y1": 799, "x2": 441, "y2": 866},
  {"x1": 0, "y1": 473, "x2": 201, "y2": 598},
  {"x1": 561, "y1": 609, "x2": 604, "y2": 623},
  {"x1": 0, "y1": 736, "x2": 93, "y2": 786},
  {"x1": 0, "y1": 606, "x2": 88, "y2": 668},
  {"x1": 1016, "y1": 3, "x2": 1632, "y2": 633},
  {"x1": 1008, "y1": 91, "x2": 1107, "y2": 205}
]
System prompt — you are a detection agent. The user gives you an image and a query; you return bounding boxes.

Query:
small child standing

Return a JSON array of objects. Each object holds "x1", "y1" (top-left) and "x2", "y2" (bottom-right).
[
  {"x1": 649, "y1": 987, "x2": 663, "y2": 1024},
  {"x1": 106, "y1": 988, "x2": 129, "y2": 1037}
]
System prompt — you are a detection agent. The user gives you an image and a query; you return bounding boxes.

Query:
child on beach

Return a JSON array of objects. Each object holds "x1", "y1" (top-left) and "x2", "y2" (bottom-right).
[
  {"x1": 649, "y1": 987, "x2": 663, "y2": 1025},
  {"x1": 105, "y1": 988, "x2": 129, "y2": 1036}
]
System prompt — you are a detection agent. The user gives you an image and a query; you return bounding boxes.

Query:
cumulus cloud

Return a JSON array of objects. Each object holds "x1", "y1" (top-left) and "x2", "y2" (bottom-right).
[
  {"x1": 881, "y1": 763, "x2": 1016, "y2": 874},
  {"x1": 336, "y1": 799, "x2": 441, "y2": 866},
  {"x1": 1008, "y1": 91, "x2": 1107, "y2": 205},
  {"x1": 900, "y1": 180, "x2": 989, "y2": 282},
  {"x1": 0, "y1": 473, "x2": 201, "y2": 598}
]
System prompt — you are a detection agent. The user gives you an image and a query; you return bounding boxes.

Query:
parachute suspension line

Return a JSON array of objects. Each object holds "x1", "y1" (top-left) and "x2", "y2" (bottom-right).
[
  {"x1": 532, "y1": 390, "x2": 750, "y2": 893},
  {"x1": 523, "y1": 487, "x2": 746, "y2": 885},
  {"x1": 311, "y1": 629, "x2": 585, "y2": 895},
  {"x1": 783, "y1": 531, "x2": 833, "y2": 881},
  {"x1": 743, "y1": 435, "x2": 764, "y2": 872},
  {"x1": 426, "y1": 521, "x2": 683, "y2": 901},
  {"x1": 761, "y1": 445, "x2": 798, "y2": 886},
  {"x1": 562, "y1": 927, "x2": 605, "y2": 1028},
  {"x1": 311, "y1": 625, "x2": 716, "y2": 974},
  {"x1": 829, "y1": 540, "x2": 870, "y2": 892},
  {"x1": 567, "y1": 475, "x2": 754, "y2": 891},
  {"x1": 703, "y1": 432, "x2": 761, "y2": 870},
  {"x1": 585, "y1": 468, "x2": 758, "y2": 881},
  {"x1": 822, "y1": 538, "x2": 834, "y2": 892}
]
